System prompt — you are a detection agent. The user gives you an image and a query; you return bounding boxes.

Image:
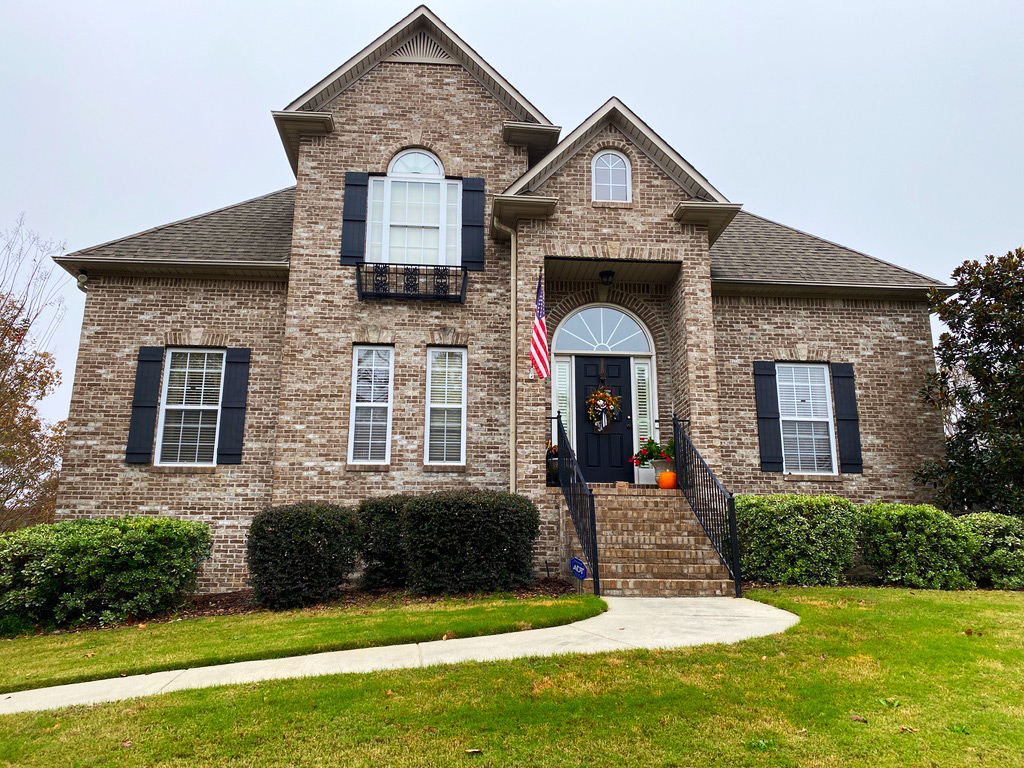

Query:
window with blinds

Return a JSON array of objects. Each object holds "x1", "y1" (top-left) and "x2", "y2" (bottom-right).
[
  {"x1": 633, "y1": 360, "x2": 653, "y2": 444},
  {"x1": 425, "y1": 348, "x2": 466, "y2": 464},
  {"x1": 776, "y1": 362, "x2": 837, "y2": 473},
  {"x1": 156, "y1": 349, "x2": 225, "y2": 465},
  {"x1": 348, "y1": 346, "x2": 394, "y2": 464},
  {"x1": 552, "y1": 358, "x2": 573, "y2": 443}
]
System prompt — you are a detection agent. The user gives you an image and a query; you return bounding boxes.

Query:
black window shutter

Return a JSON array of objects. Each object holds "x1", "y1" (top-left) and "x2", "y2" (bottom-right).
[
  {"x1": 830, "y1": 362, "x2": 863, "y2": 474},
  {"x1": 125, "y1": 346, "x2": 164, "y2": 464},
  {"x1": 340, "y1": 171, "x2": 369, "y2": 265},
  {"x1": 753, "y1": 361, "x2": 784, "y2": 472},
  {"x1": 217, "y1": 348, "x2": 251, "y2": 465},
  {"x1": 461, "y1": 177, "x2": 485, "y2": 272}
]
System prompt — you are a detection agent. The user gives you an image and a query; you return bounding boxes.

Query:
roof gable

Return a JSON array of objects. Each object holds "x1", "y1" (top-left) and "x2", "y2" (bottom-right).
[
  {"x1": 504, "y1": 97, "x2": 726, "y2": 202},
  {"x1": 282, "y1": 6, "x2": 550, "y2": 125}
]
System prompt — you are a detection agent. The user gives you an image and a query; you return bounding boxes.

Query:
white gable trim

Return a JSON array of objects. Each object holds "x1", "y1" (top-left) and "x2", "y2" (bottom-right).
[
  {"x1": 283, "y1": 6, "x2": 550, "y2": 125},
  {"x1": 504, "y1": 97, "x2": 727, "y2": 203}
]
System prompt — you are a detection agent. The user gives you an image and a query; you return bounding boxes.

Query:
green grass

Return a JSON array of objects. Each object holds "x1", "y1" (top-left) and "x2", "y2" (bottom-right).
[
  {"x1": 1, "y1": 588, "x2": 1023, "y2": 767},
  {"x1": 0, "y1": 594, "x2": 605, "y2": 694}
]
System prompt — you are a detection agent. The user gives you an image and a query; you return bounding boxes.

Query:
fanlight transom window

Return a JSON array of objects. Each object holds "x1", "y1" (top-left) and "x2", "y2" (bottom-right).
[
  {"x1": 592, "y1": 150, "x2": 632, "y2": 202},
  {"x1": 368, "y1": 149, "x2": 461, "y2": 266},
  {"x1": 553, "y1": 306, "x2": 651, "y2": 354}
]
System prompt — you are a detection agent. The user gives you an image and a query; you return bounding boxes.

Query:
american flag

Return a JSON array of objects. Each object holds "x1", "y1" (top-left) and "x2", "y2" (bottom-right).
[{"x1": 530, "y1": 275, "x2": 549, "y2": 379}]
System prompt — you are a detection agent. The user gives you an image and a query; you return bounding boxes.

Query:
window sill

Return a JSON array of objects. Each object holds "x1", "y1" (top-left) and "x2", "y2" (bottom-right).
[
  {"x1": 347, "y1": 463, "x2": 391, "y2": 473},
  {"x1": 149, "y1": 465, "x2": 217, "y2": 475},
  {"x1": 783, "y1": 473, "x2": 842, "y2": 483},
  {"x1": 592, "y1": 201, "x2": 633, "y2": 209},
  {"x1": 423, "y1": 464, "x2": 467, "y2": 473}
]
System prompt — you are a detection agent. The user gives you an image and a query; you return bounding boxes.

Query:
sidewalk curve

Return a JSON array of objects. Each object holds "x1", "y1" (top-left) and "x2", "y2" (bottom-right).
[{"x1": 0, "y1": 596, "x2": 797, "y2": 715}]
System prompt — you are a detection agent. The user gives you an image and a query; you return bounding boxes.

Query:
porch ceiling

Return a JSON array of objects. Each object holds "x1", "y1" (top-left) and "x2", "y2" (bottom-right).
[{"x1": 544, "y1": 257, "x2": 679, "y2": 285}]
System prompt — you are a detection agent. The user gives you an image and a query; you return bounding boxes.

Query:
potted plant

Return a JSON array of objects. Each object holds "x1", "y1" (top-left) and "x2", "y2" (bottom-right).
[
  {"x1": 546, "y1": 443, "x2": 559, "y2": 486},
  {"x1": 630, "y1": 438, "x2": 676, "y2": 487}
]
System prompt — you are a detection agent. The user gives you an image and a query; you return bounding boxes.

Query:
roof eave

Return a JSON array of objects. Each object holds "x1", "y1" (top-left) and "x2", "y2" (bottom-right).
[
  {"x1": 490, "y1": 194, "x2": 558, "y2": 239},
  {"x1": 711, "y1": 277, "x2": 953, "y2": 300},
  {"x1": 272, "y1": 111, "x2": 335, "y2": 174},
  {"x1": 673, "y1": 202, "x2": 743, "y2": 244},
  {"x1": 501, "y1": 121, "x2": 561, "y2": 157},
  {"x1": 54, "y1": 255, "x2": 290, "y2": 281}
]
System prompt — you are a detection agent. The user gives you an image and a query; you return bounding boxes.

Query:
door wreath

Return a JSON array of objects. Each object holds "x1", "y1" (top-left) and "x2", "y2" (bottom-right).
[{"x1": 586, "y1": 386, "x2": 622, "y2": 432}]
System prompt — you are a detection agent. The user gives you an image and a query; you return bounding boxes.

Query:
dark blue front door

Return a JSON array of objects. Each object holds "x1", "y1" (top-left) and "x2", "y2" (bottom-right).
[{"x1": 575, "y1": 356, "x2": 633, "y2": 484}]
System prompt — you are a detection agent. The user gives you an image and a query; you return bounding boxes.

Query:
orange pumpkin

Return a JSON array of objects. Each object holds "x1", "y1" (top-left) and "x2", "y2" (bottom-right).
[{"x1": 657, "y1": 470, "x2": 677, "y2": 489}]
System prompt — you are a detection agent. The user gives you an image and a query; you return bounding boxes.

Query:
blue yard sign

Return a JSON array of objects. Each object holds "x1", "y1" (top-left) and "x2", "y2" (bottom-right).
[{"x1": 570, "y1": 557, "x2": 588, "y2": 581}]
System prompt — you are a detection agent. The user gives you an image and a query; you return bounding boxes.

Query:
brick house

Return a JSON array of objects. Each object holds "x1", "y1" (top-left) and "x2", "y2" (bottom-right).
[{"x1": 54, "y1": 7, "x2": 947, "y2": 596}]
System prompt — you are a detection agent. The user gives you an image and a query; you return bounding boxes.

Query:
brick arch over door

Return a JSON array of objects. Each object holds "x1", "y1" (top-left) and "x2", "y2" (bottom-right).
[{"x1": 547, "y1": 286, "x2": 677, "y2": 433}]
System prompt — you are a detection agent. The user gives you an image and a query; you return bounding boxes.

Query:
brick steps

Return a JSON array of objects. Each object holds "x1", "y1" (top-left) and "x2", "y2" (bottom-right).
[
  {"x1": 600, "y1": 578, "x2": 736, "y2": 597},
  {"x1": 586, "y1": 488, "x2": 734, "y2": 598}
]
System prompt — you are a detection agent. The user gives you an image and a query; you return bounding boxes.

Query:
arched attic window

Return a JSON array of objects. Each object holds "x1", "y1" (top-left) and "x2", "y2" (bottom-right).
[
  {"x1": 592, "y1": 149, "x2": 632, "y2": 202},
  {"x1": 367, "y1": 149, "x2": 462, "y2": 265}
]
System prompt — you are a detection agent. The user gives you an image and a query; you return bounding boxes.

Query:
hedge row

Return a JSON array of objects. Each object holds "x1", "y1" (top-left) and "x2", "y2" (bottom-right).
[
  {"x1": 246, "y1": 491, "x2": 540, "y2": 608},
  {"x1": 0, "y1": 517, "x2": 211, "y2": 633},
  {"x1": 736, "y1": 494, "x2": 1024, "y2": 590}
]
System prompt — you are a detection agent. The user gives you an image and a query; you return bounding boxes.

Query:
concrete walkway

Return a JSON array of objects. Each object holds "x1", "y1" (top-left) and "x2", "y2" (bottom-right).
[{"x1": 0, "y1": 597, "x2": 797, "y2": 715}]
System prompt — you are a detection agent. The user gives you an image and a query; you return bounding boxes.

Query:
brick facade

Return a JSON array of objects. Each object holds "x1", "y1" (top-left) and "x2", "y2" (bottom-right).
[
  {"x1": 56, "y1": 275, "x2": 287, "y2": 591},
  {"x1": 713, "y1": 294, "x2": 942, "y2": 502},
  {"x1": 55, "y1": 18, "x2": 946, "y2": 592}
]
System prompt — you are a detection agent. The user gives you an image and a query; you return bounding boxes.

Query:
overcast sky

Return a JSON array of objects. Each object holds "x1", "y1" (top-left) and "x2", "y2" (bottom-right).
[{"x1": 2, "y1": 0, "x2": 1022, "y2": 424}]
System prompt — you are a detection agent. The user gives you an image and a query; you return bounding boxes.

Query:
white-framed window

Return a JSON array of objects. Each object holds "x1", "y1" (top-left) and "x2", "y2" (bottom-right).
[
  {"x1": 155, "y1": 348, "x2": 225, "y2": 466},
  {"x1": 348, "y1": 346, "x2": 394, "y2": 464},
  {"x1": 367, "y1": 149, "x2": 462, "y2": 266},
  {"x1": 424, "y1": 347, "x2": 467, "y2": 465},
  {"x1": 776, "y1": 362, "x2": 837, "y2": 474},
  {"x1": 592, "y1": 149, "x2": 632, "y2": 202}
]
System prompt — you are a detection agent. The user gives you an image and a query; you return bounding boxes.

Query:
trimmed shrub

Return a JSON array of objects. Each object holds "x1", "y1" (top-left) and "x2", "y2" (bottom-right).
[
  {"x1": 357, "y1": 494, "x2": 411, "y2": 588},
  {"x1": 246, "y1": 503, "x2": 359, "y2": 609},
  {"x1": 735, "y1": 494, "x2": 859, "y2": 585},
  {"x1": 860, "y1": 503, "x2": 978, "y2": 590},
  {"x1": 961, "y1": 512, "x2": 1024, "y2": 589},
  {"x1": 0, "y1": 517, "x2": 211, "y2": 630},
  {"x1": 402, "y1": 491, "x2": 539, "y2": 594}
]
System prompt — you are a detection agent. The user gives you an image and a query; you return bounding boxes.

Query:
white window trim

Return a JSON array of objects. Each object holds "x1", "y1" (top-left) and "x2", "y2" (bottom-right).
[
  {"x1": 368, "y1": 150, "x2": 462, "y2": 267},
  {"x1": 154, "y1": 347, "x2": 225, "y2": 467},
  {"x1": 424, "y1": 346, "x2": 468, "y2": 466},
  {"x1": 591, "y1": 149, "x2": 633, "y2": 203},
  {"x1": 347, "y1": 345, "x2": 395, "y2": 465},
  {"x1": 776, "y1": 362, "x2": 839, "y2": 475}
]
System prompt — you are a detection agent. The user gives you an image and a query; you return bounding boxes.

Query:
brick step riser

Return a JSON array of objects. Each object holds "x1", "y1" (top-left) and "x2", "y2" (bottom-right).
[
  {"x1": 597, "y1": 522, "x2": 709, "y2": 534},
  {"x1": 600, "y1": 578, "x2": 735, "y2": 598},
  {"x1": 597, "y1": 536, "x2": 717, "y2": 548},
  {"x1": 601, "y1": 565, "x2": 731, "y2": 579},
  {"x1": 599, "y1": 554, "x2": 725, "y2": 567}
]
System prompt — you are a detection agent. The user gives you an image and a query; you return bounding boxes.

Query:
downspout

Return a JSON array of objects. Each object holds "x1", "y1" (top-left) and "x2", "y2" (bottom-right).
[{"x1": 493, "y1": 217, "x2": 518, "y2": 494}]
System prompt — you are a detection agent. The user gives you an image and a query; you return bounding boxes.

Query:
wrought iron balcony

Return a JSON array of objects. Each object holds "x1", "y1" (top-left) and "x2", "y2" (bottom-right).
[{"x1": 355, "y1": 263, "x2": 467, "y2": 303}]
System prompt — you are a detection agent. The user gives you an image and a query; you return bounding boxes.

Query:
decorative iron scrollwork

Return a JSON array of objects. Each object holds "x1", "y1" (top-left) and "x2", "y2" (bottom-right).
[
  {"x1": 433, "y1": 265, "x2": 450, "y2": 296},
  {"x1": 373, "y1": 263, "x2": 390, "y2": 294},
  {"x1": 403, "y1": 265, "x2": 420, "y2": 295}
]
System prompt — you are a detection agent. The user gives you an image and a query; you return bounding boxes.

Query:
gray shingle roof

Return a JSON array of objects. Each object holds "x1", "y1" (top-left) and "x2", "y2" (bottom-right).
[
  {"x1": 710, "y1": 211, "x2": 946, "y2": 287},
  {"x1": 65, "y1": 187, "x2": 295, "y2": 263},
  {"x1": 65, "y1": 190, "x2": 945, "y2": 289}
]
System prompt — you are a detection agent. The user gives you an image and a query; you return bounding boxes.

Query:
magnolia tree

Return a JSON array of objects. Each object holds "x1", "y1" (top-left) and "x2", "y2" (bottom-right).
[
  {"x1": 0, "y1": 216, "x2": 66, "y2": 531},
  {"x1": 919, "y1": 247, "x2": 1024, "y2": 515}
]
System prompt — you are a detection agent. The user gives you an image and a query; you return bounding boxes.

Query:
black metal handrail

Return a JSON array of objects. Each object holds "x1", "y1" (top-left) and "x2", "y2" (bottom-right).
[
  {"x1": 555, "y1": 414, "x2": 600, "y2": 596},
  {"x1": 673, "y1": 416, "x2": 742, "y2": 597},
  {"x1": 355, "y1": 263, "x2": 468, "y2": 303}
]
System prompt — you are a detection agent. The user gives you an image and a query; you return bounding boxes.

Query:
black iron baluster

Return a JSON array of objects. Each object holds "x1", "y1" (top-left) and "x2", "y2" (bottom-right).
[
  {"x1": 555, "y1": 414, "x2": 600, "y2": 596},
  {"x1": 673, "y1": 416, "x2": 742, "y2": 597}
]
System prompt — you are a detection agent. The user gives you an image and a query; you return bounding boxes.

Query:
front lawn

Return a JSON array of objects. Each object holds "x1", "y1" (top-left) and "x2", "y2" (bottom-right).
[
  {"x1": 0, "y1": 593, "x2": 605, "y2": 694},
  {"x1": 1, "y1": 588, "x2": 1022, "y2": 766}
]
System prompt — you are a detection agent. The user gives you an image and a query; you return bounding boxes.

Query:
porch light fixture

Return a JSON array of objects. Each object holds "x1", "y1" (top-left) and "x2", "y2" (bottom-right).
[{"x1": 599, "y1": 270, "x2": 615, "y2": 286}]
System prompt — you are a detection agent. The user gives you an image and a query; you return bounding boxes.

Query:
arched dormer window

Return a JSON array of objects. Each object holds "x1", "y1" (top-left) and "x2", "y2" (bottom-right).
[
  {"x1": 592, "y1": 150, "x2": 632, "y2": 202},
  {"x1": 367, "y1": 149, "x2": 462, "y2": 265}
]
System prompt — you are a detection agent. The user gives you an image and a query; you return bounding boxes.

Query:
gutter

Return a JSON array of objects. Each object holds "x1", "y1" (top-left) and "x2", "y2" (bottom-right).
[{"x1": 710, "y1": 277, "x2": 955, "y2": 299}]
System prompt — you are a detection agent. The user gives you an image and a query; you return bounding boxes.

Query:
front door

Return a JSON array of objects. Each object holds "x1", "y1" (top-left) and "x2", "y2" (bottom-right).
[{"x1": 575, "y1": 356, "x2": 633, "y2": 484}]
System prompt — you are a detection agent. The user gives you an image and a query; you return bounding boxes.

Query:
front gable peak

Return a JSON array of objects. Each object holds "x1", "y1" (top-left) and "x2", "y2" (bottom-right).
[
  {"x1": 282, "y1": 6, "x2": 550, "y2": 123},
  {"x1": 504, "y1": 97, "x2": 727, "y2": 203}
]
